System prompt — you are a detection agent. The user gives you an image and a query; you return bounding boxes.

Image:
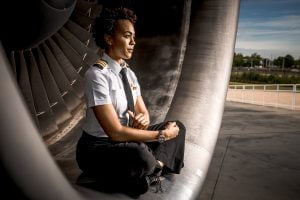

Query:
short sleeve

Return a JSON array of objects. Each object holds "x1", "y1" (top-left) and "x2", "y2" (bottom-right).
[
  {"x1": 84, "y1": 68, "x2": 112, "y2": 107},
  {"x1": 135, "y1": 77, "x2": 141, "y2": 96}
]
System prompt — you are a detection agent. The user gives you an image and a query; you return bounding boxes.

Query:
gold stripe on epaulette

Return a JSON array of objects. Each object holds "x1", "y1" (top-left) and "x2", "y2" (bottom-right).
[{"x1": 94, "y1": 59, "x2": 108, "y2": 69}]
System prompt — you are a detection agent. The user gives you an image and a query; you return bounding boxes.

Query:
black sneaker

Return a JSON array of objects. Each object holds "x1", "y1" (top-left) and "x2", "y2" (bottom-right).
[
  {"x1": 146, "y1": 174, "x2": 164, "y2": 193},
  {"x1": 146, "y1": 161, "x2": 165, "y2": 192},
  {"x1": 124, "y1": 176, "x2": 150, "y2": 197},
  {"x1": 137, "y1": 176, "x2": 150, "y2": 194}
]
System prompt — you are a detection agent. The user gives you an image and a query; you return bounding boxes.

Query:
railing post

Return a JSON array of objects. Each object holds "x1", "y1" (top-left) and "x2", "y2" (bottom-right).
[
  {"x1": 234, "y1": 85, "x2": 237, "y2": 102},
  {"x1": 263, "y1": 85, "x2": 266, "y2": 106},
  {"x1": 242, "y1": 85, "x2": 245, "y2": 103},
  {"x1": 276, "y1": 84, "x2": 279, "y2": 108},
  {"x1": 252, "y1": 85, "x2": 254, "y2": 104},
  {"x1": 292, "y1": 84, "x2": 296, "y2": 110}
]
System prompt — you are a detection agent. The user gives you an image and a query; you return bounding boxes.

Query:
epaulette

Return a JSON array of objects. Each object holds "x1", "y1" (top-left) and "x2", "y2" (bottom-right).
[{"x1": 93, "y1": 59, "x2": 108, "y2": 69}]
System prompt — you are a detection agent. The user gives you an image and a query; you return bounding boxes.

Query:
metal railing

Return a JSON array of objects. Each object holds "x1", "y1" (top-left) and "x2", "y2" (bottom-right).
[{"x1": 227, "y1": 84, "x2": 300, "y2": 111}]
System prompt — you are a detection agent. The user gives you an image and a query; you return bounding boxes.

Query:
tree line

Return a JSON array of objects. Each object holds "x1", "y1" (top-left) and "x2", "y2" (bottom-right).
[
  {"x1": 230, "y1": 72, "x2": 300, "y2": 84},
  {"x1": 232, "y1": 53, "x2": 300, "y2": 69}
]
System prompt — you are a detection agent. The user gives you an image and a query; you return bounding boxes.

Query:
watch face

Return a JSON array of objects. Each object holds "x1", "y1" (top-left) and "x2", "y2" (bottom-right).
[{"x1": 158, "y1": 132, "x2": 165, "y2": 143}]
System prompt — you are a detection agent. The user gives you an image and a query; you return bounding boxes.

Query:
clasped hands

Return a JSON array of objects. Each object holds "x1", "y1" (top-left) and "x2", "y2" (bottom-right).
[
  {"x1": 128, "y1": 111, "x2": 179, "y2": 140},
  {"x1": 163, "y1": 121, "x2": 179, "y2": 140},
  {"x1": 128, "y1": 111, "x2": 149, "y2": 130}
]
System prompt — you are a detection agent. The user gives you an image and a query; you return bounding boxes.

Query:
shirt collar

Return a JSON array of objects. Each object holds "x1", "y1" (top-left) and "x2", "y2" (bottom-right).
[{"x1": 102, "y1": 53, "x2": 129, "y2": 74}]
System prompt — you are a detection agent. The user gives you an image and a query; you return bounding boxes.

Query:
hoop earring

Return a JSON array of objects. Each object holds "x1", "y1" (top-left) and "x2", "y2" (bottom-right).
[{"x1": 106, "y1": 40, "x2": 112, "y2": 45}]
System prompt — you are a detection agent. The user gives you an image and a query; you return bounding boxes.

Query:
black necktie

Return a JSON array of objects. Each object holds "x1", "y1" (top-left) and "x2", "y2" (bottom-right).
[{"x1": 120, "y1": 68, "x2": 134, "y2": 126}]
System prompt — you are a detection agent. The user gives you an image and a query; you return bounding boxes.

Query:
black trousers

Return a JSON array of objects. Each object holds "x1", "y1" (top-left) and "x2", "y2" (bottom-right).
[{"x1": 76, "y1": 120, "x2": 185, "y2": 182}]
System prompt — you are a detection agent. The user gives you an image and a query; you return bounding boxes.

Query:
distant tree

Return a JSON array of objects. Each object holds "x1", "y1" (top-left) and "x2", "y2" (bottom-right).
[
  {"x1": 284, "y1": 54, "x2": 294, "y2": 68},
  {"x1": 232, "y1": 53, "x2": 244, "y2": 67},
  {"x1": 273, "y1": 56, "x2": 284, "y2": 67},
  {"x1": 250, "y1": 53, "x2": 262, "y2": 67},
  {"x1": 274, "y1": 55, "x2": 294, "y2": 68},
  {"x1": 232, "y1": 52, "x2": 268, "y2": 68},
  {"x1": 295, "y1": 58, "x2": 300, "y2": 68},
  {"x1": 243, "y1": 56, "x2": 251, "y2": 67},
  {"x1": 262, "y1": 58, "x2": 271, "y2": 67}
]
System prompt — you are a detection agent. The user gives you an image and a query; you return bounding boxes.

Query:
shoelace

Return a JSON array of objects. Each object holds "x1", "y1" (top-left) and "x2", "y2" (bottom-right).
[
  {"x1": 148, "y1": 162, "x2": 164, "y2": 193},
  {"x1": 154, "y1": 176, "x2": 163, "y2": 193},
  {"x1": 147, "y1": 175, "x2": 164, "y2": 193}
]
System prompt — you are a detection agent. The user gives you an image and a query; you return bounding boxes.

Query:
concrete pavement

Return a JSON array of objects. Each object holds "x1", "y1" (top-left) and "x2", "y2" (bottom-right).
[{"x1": 199, "y1": 101, "x2": 300, "y2": 200}]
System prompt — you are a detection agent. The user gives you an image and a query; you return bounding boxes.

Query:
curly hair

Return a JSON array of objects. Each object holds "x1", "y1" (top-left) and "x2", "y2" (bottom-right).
[{"x1": 93, "y1": 7, "x2": 137, "y2": 49}]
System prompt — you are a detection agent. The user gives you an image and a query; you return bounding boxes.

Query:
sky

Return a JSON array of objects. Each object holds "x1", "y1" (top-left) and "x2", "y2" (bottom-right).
[{"x1": 235, "y1": 0, "x2": 300, "y2": 59}]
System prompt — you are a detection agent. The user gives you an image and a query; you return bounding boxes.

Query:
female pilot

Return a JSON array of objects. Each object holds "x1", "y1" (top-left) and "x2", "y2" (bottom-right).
[{"x1": 76, "y1": 7, "x2": 185, "y2": 195}]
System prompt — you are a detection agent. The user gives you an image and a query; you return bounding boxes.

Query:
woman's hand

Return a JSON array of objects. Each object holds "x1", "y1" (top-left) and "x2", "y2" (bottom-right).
[
  {"x1": 163, "y1": 121, "x2": 179, "y2": 140},
  {"x1": 128, "y1": 111, "x2": 149, "y2": 130}
]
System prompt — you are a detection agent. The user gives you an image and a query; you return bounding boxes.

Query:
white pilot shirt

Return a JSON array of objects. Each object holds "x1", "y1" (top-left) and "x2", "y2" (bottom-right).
[{"x1": 82, "y1": 53, "x2": 141, "y2": 137}]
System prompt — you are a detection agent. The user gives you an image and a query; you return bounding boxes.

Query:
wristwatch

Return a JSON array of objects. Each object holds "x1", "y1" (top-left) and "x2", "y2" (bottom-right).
[{"x1": 158, "y1": 130, "x2": 166, "y2": 143}]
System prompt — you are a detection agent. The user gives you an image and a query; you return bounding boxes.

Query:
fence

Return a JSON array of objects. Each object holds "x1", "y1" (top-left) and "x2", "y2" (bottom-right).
[{"x1": 227, "y1": 84, "x2": 300, "y2": 111}]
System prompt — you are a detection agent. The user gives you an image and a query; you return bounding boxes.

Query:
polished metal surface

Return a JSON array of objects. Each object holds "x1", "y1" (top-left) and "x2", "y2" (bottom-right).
[
  {"x1": 166, "y1": 0, "x2": 240, "y2": 198},
  {"x1": 0, "y1": 45, "x2": 82, "y2": 200}
]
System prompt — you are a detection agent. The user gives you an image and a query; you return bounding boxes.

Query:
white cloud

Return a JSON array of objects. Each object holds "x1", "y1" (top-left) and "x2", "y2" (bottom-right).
[
  {"x1": 237, "y1": 29, "x2": 300, "y2": 37},
  {"x1": 238, "y1": 15, "x2": 300, "y2": 29},
  {"x1": 236, "y1": 40, "x2": 299, "y2": 51},
  {"x1": 252, "y1": 15, "x2": 300, "y2": 28},
  {"x1": 236, "y1": 14, "x2": 300, "y2": 58}
]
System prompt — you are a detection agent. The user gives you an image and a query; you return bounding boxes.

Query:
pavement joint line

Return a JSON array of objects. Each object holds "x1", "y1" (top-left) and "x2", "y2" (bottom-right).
[
  {"x1": 220, "y1": 131, "x2": 300, "y2": 136},
  {"x1": 210, "y1": 135, "x2": 232, "y2": 200}
]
